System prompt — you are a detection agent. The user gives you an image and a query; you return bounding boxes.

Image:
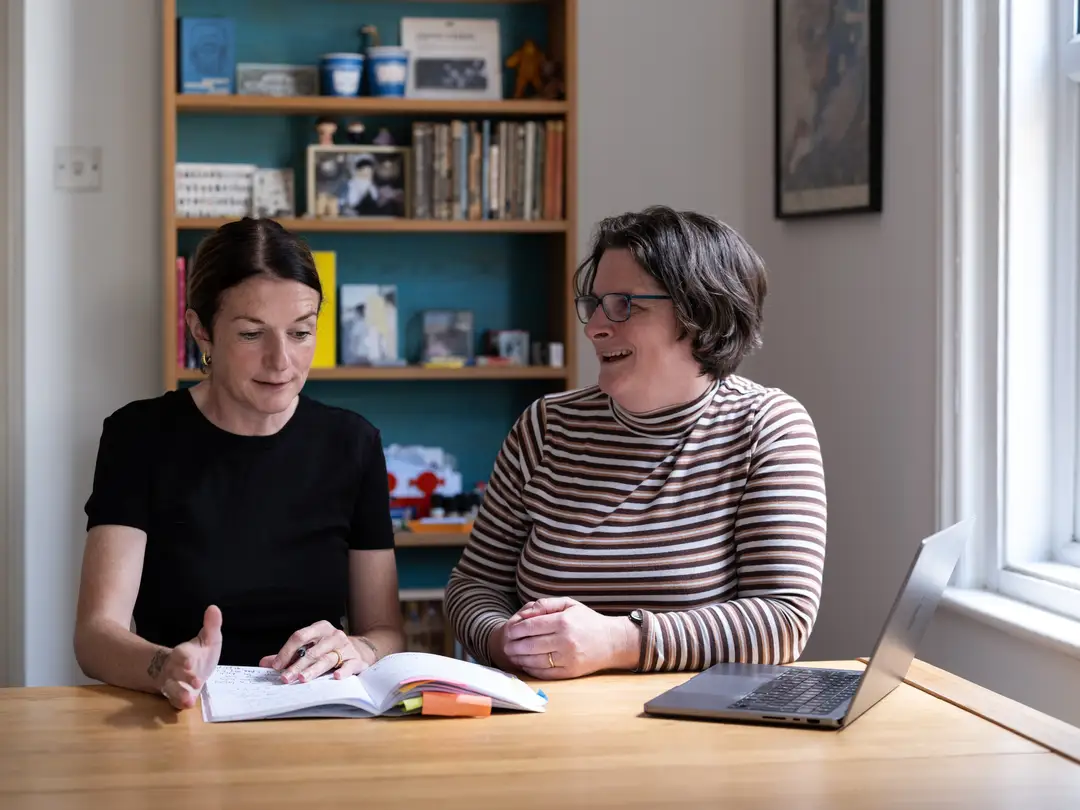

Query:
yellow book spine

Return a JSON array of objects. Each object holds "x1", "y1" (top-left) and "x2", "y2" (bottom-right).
[{"x1": 312, "y1": 250, "x2": 337, "y2": 368}]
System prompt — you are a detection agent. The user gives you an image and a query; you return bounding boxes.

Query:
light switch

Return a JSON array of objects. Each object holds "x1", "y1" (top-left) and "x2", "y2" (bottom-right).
[{"x1": 54, "y1": 146, "x2": 102, "y2": 191}]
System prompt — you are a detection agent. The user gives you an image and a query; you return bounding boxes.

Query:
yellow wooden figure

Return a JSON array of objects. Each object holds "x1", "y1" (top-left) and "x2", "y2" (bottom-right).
[{"x1": 506, "y1": 39, "x2": 546, "y2": 98}]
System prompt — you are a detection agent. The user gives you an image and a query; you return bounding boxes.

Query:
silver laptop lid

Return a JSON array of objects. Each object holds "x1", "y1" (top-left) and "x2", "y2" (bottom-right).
[{"x1": 841, "y1": 517, "x2": 974, "y2": 725}]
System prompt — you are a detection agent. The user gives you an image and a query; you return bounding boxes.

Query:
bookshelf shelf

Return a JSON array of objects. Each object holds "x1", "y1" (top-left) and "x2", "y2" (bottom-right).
[
  {"x1": 176, "y1": 217, "x2": 568, "y2": 234},
  {"x1": 176, "y1": 95, "x2": 569, "y2": 117},
  {"x1": 175, "y1": 365, "x2": 567, "y2": 382},
  {"x1": 394, "y1": 532, "x2": 469, "y2": 549}
]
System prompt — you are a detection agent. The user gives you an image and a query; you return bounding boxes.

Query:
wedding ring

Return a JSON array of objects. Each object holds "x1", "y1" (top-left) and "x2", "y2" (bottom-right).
[
  {"x1": 332, "y1": 648, "x2": 344, "y2": 669},
  {"x1": 548, "y1": 652, "x2": 555, "y2": 669}
]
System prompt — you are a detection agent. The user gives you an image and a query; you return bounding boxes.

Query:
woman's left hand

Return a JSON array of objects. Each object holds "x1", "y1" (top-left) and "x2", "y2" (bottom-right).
[
  {"x1": 259, "y1": 621, "x2": 371, "y2": 683},
  {"x1": 502, "y1": 597, "x2": 640, "y2": 679}
]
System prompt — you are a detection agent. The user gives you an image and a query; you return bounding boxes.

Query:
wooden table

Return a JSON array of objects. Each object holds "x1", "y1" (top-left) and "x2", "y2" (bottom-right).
[{"x1": 2, "y1": 659, "x2": 1079, "y2": 809}]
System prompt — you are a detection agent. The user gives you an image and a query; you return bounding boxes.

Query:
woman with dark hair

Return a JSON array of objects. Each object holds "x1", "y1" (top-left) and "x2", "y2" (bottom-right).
[
  {"x1": 445, "y1": 205, "x2": 827, "y2": 680},
  {"x1": 74, "y1": 218, "x2": 404, "y2": 710}
]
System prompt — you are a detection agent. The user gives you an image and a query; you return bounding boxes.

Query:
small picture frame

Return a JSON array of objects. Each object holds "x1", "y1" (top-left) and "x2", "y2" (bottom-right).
[
  {"x1": 422, "y1": 309, "x2": 474, "y2": 363},
  {"x1": 305, "y1": 144, "x2": 411, "y2": 219},
  {"x1": 252, "y1": 168, "x2": 295, "y2": 218}
]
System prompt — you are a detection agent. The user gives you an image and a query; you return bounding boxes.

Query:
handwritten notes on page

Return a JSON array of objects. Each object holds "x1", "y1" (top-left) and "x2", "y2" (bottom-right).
[{"x1": 201, "y1": 666, "x2": 375, "y2": 723}]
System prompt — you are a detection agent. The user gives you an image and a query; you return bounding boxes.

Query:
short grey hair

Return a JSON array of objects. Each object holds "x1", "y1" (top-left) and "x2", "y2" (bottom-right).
[{"x1": 574, "y1": 205, "x2": 768, "y2": 380}]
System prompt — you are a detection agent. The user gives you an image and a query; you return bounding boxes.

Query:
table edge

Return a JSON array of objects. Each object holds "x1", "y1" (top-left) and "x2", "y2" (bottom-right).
[{"x1": 859, "y1": 657, "x2": 1080, "y2": 766}]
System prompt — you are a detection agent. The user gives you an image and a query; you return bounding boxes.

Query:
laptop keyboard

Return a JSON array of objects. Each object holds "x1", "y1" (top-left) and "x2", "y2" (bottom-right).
[{"x1": 727, "y1": 668, "x2": 862, "y2": 716}]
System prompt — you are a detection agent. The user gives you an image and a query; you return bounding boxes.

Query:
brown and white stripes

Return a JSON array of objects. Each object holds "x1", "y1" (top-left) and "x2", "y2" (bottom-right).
[{"x1": 443, "y1": 375, "x2": 828, "y2": 673}]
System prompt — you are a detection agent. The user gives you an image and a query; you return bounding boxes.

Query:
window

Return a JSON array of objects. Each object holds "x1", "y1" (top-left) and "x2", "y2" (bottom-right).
[{"x1": 942, "y1": 0, "x2": 1080, "y2": 623}]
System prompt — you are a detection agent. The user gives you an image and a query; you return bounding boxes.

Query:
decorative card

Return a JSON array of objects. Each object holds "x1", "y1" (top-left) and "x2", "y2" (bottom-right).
[{"x1": 401, "y1": 17, "x2": 502, "y2": 100}]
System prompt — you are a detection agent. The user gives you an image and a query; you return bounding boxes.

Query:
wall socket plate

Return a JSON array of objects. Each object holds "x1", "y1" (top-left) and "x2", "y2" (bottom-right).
[{"x1": 54, "y1": 146, "x2": 102, "y2": 191}]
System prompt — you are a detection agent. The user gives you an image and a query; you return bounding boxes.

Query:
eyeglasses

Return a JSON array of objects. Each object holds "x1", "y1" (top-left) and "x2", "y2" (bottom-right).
[{"x1": 574, "y1": 293, "x2": 672, "y2": 324}]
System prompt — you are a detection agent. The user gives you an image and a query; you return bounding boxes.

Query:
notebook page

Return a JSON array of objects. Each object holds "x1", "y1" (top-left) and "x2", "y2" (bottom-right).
[
  {"x1": 202, "y1": 666, "x2": 375, "y2": 722},
  {"x1": 359, "y1": 652, "x2": 546, "y2": 712}
]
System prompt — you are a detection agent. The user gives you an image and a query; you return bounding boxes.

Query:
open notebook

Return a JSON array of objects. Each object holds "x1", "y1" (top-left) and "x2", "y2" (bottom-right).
[{"x1": 200, "y1": 651, "x2": 548, "y2": 722}]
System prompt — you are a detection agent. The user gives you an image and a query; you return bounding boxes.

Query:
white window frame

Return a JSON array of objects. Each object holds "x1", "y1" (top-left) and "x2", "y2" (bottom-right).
[{"x1": 941, "y1": 0, "x2": 1080, "y2": 624}]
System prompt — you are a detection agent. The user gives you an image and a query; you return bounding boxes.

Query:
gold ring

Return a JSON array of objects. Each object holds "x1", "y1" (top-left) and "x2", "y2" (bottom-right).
[
  {"x1": 548, "y1": 652, "x2": 555, "y2": 669},
  {"x1": 332, "y1": 648, "x2": 343, "y2": 669}
]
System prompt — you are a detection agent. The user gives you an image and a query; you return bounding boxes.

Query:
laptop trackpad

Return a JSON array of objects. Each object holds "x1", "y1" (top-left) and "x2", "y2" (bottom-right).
[{"x1": 657, "y1": 671, "x2": 777, "y2": 709}]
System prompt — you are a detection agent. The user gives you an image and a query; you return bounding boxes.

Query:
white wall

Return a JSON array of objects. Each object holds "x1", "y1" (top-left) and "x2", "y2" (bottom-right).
[
  {"x1": 15, "y1": 0, "x2": 160, "y2": 686},
  {"x1": 575, "y1": 0, "x2": 747, "y2": 384},
  {"x1": 742, "y1": 0, "x2": 1080, "y2": 726}
]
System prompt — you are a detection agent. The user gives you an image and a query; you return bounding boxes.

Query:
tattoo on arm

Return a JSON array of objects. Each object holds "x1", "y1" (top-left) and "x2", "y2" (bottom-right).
[
  {"x1": 353, "y1": 635, "x2": 380, "y2": 661},
  {"x1": 147, "y1": 648, "x2": 168, "y2": 680}
]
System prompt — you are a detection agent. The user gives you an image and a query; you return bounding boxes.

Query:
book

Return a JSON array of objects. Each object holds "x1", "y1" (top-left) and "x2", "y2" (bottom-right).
[
  {"x1": 200, "y1": 652, "x2": 547, "y2": 723},
  {"x1": 310, "y1": 250, "x2": 336, "y2": 368}
]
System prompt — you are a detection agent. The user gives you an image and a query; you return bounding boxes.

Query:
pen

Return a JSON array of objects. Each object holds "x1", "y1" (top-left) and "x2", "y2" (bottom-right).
[{"x1": 286, "y1": 642, "x2": 313, "y2": 669}]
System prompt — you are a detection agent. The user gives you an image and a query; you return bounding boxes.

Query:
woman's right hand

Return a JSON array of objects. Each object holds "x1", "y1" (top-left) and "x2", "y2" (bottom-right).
[{"x1": 151, "y1": 605, "x2": 223, "y2": 710}]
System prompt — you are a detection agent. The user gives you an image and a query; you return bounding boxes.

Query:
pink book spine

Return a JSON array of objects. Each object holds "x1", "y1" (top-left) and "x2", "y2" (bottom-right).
[{"x1": 176, "y1": 256, "x2": 186, "y2": 369}]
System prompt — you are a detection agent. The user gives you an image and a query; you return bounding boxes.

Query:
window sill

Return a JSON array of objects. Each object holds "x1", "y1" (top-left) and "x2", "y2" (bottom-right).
[{"x1": 940, "y1": 587, "x2": 1080, "y2": 662}]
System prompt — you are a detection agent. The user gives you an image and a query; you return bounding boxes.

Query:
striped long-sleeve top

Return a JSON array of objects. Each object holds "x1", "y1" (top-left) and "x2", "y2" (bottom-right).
[{"x1": 443, "y1": 374, "x2": 827, "y2": 672}]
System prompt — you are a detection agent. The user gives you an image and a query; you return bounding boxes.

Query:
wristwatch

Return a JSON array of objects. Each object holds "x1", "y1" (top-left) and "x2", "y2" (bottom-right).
[{"x1": 629, "y1": 609, "x2": 644, "y2": 626}]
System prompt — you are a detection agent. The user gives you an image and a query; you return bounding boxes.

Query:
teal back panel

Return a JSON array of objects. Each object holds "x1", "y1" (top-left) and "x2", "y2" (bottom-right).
[{"x1": 175, "y1": 0, "x2": 549, "y2": 77}]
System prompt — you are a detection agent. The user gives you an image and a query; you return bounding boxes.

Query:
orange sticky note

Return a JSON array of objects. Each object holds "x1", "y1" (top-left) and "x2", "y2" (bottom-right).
[{"x1": 421, "y1": 691, "x2": 492, "y2": 718}]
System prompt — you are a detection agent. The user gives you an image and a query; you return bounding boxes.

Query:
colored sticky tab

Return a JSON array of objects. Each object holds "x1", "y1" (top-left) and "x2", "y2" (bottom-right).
[
  {"x1": 401, "y1": 697, "x2": 423, "y2": 713},
  {"x1": 421, "y1": 691, "x2": 492, "y2": 718}
]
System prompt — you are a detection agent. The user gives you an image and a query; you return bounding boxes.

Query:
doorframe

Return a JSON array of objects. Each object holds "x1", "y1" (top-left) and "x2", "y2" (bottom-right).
[{"x1": 1, "y1": 0, "x2": 27, "y2": 688}]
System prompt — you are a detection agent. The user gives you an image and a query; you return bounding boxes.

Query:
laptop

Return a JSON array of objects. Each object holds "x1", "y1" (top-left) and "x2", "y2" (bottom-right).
[{"x1": 643, "y1": 517, "x2": 973, "y2": 730}]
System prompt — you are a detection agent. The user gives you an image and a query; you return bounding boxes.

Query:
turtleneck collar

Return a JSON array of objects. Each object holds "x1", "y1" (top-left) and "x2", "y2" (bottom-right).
[{"x1": 609, "y1": 378, "x2": 720, "y2": 438}]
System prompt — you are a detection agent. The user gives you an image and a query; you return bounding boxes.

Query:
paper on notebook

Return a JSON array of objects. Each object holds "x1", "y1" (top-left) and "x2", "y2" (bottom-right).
[{"x1": 201, "y1": 652, "x2": 546, "y2": 723}]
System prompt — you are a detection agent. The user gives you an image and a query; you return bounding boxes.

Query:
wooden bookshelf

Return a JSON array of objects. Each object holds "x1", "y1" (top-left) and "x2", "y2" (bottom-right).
[
  {"x1": 176, "y1": 216, "x2": 568, "y2": 234},
  {"x1": 175, "y1": 365, "x2": 567, "y2": 382},
  {"x1": 177, "y1": 94, "x2": 569, "y2": 117},
  {"x1": 161, "y1": 0, "x2": 578, "y2": 393},
  {"x1": 394, "y1": 532, "x2": 469, "y2": 549}
]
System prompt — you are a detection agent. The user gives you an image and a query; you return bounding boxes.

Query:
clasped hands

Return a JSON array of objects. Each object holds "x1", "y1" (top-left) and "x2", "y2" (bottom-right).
[
  {"x1": 153, "y1": 605, "x2": 375, "y2": 711},
  {"x1": 488, "y1": 597, "x2": 641, "y2": 680}
]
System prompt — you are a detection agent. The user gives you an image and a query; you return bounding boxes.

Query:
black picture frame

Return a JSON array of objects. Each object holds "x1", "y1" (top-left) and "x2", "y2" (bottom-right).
[{"x1": 774, "y1": 0, "x2": 884, "y2": 219}]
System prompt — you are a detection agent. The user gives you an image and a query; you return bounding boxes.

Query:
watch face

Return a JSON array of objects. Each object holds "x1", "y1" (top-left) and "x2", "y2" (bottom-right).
[{"x1": 630, "y1": 609, "x2": 643, "y2": 625}]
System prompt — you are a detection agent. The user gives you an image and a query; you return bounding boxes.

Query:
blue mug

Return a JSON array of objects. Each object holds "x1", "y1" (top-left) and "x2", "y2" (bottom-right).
[
  {"x1": 320, "y1": 53, "x2": 364, "y2": 96},
  {"x1": 366, "y1": 46, "x2": 409, "y2": 97}
]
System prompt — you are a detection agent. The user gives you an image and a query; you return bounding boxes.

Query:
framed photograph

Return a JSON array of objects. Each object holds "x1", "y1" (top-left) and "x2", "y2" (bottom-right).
[
  {"x1": 422, "y1": 309, "x2": 474, "y2": 363},
  {"x1": 401, "y1": 17, "x2": 502, "y2": 100},
  {"x1": 253, "y1": 168, "x2": 294, "y2": 218},
  {"x1": 339, "y1": 284, "x2": 400, "y2": 366},
  {"x1": 774, "y1": 0, "x2": 883, "y2": 219},
  {"x1": 306, "y1": 144, "x2": 410, "y2": 219}
]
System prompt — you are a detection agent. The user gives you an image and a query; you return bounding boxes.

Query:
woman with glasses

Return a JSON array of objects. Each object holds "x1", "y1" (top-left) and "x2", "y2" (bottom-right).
[{"x1": 445, "y1": 205, "x2": 826, "y2": 679}]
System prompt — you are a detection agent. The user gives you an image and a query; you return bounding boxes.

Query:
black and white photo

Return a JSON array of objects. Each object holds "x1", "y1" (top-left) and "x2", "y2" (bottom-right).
[{"x1": 306, "y1": 144, "x2": 410, "y2": 218}]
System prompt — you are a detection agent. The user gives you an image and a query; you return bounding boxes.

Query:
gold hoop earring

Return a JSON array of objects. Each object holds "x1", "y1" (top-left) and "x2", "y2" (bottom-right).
[{"x1": 201, "y1": 351, "x2": 212, "y2": 368}]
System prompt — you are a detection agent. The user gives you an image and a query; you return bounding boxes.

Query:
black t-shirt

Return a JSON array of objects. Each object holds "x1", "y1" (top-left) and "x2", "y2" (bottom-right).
[{"x1": 84, "y1": 389, "x2": 394, "y2": 666}]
